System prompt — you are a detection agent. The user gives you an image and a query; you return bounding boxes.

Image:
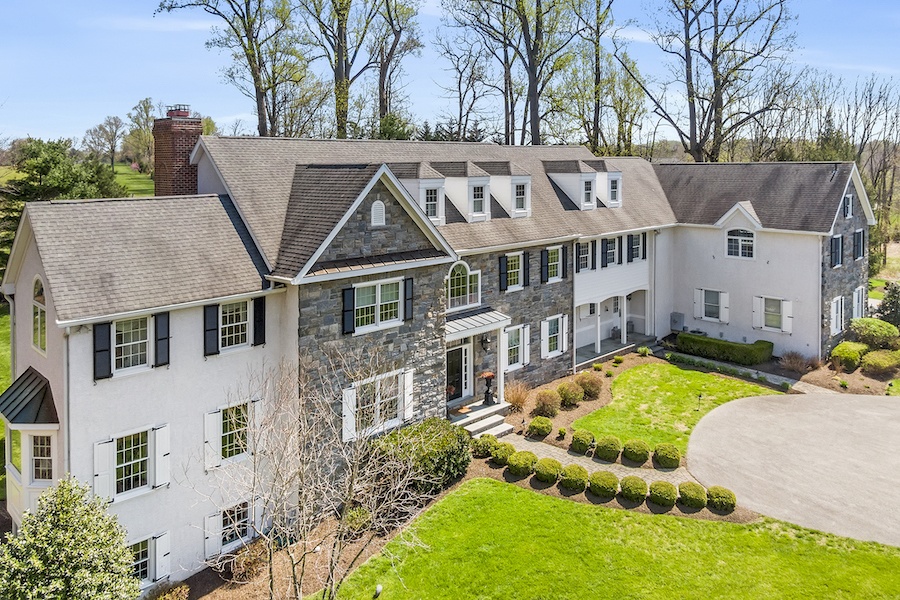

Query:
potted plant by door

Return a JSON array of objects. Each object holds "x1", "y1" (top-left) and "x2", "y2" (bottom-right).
[{"x1": 480, "y1": 371, "x2": 496, "y2": 405}]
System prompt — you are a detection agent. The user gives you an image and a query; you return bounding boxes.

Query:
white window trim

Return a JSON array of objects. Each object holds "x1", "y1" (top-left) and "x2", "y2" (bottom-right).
[
  {"x1": 608, "y1": 174, "x2": 622, "y2": 207},
  {"x1": 844, "y1": 193, "x2": 854, "y2": 218},
  {"x1": 352, "y1": 276, "x2": 404, "y2": 335},
  {"x1": 854, "y1": 229, "x2": 865, "y2": 261},
  {"x1": 445, "y1": 262, "x2": 481, "y2": 313},
  {"x1": 220, "y1": 501, "x2": 254, "y2": 554},
  {"x1": 30, "y1": 433, "x2": 53, "y2": 484},
  {"x1": 629, "y1": 235, "x2": 643, "y2": 262},
  {"x1": 694, "y1": 288, "x2": 729, "y2": 324},
  {"x1": 725, "y1": 229, "x2": 755, "y2": 260},
  {"x1": 831, "y1": 235, "x2": 843, "y2": 269},
  {"x1": 511, "y1": 178, "x2": 531, "y2": 217},
  {"x1": 504, "y1": 324, "x2": 530, "y2": 372},
  {"x1": 32, "y1": 276, "x2": 47, "y2": 356},
  {"x1": 576, "y1": 243, "x2": 590, "y2": 271},
  {"x1": 128, "y1": 533, "x2": 170, "y2": 588},
  {"x1": 219, "y1": 300, "x2": 251, "y2": 352},
  {"x1": 468, "y1": 178, "x2": 490, "y2": 221},
  {"x1": 853, "y1": 285, "x2": 866, "y2": 319},
  {"x1": 753, "y1": 296, "x2": 793, "y2": 333},
  {"x1": 546, "y1": 245, "x2": 563, "y2": 283},
  {"x1": 342, "y1": 369, "x2": 413, "y2": 441},
  {"x1": 603, "y1": 237, "x2": 617, "y2": 266},
  {"x1": 220, "y1": 402, "x2": 251, "y2": 464},
  {"x1": 580, "y1": 175, "x2": 595, "y2": 210},
  {"x1": 831, "y1": 296, "x2": 845, "y2": 335},
  {"x1": 112, "y1": 315, "x2": 153, "y2": 376},
  {"x1": 506, "y1": 251, "x2": 524, "y2": 292},
  {"x1": 94, "y1": 424, "x2": 170, "y2": 503},
  {"x1": 540, "y1": 314, "x2": 569, "y2": 359},
  {"x1": 371, "y1": 199, "x2": 386, "y2": 227}
]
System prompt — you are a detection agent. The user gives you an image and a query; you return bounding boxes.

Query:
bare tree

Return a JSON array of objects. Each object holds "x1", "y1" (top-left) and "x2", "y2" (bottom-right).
[
  {"x1": 434, "y1": 30, "x2": 498, "y2": 141},
  {"x1": 370, "y1": 0, "x2": 423, "y2": 120},
  {"x1": 619, "y1": 0, "x2": 799, "y2": 162},
  {"x1": 82, "y1": 116, "x2": 126, "y2": 170}
]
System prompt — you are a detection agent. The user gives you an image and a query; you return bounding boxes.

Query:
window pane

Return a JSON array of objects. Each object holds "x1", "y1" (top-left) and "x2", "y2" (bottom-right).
[
  {"x1": 220, "y1": 302, "x2": 249, "y2": 348},
  {"x1": 704, "y1": 290, "x2": 720, "y2": 320},
  {"x1": 222, "y1": 404, "x2": 249, "y2": 459},
  {"x1": 32, "y1": 435, "x2": 52, "y2": 480},
  {"x1": 548, "y1": 318, "x2": 560, "y2": 353},
  {"x1": 468, "y1": 274, "x2": 479, "y2": 305},
  {"x1": 515, "y1": 184, "x2": 526, "y2": 209},
  {"x1": 379, "y1": 282, "x2": 400, "y2": 322},
  {"x1": 764, "y1": 298, "x2": 782, "y2": 329},
  {"x1": 448, "y1": 266, "x2": 467, "y2": 308},
  {"x1": 130, "y1": 540, "x2": 150, "y2": 582},
  {"x1": 115, "y1": 318, "x2": 148, "y2": 369},
  {"x1": 507, "y1": 328, "x2": 520, "y2": 366},
  {"x1": 355, "y1": 286, "x2": 377, "y2": 327},
  {"x1": 548, "y1": 249, "x2": 560, "y2": 279},
  {"x1": 507, "y1": 255, "x2": 520, "y2": 287},
  {"x1": 222, "y1": 502, "x2": 250, "y2": 546},
  {"x1": 116, "y1": 431, "x2": 148, "y2": 494},
  {"x1": 425, "y1": 188, "x2": 438, "y2": 217},
  {"x1": 10, "y1": 429, "x2": 21, "y2": 474}
]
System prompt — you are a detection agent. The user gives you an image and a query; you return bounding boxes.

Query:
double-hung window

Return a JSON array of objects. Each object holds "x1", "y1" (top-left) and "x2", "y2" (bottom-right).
[
  {"x1": 754, "y1": 296, "x2": 793, "y2": 333},
  {"x1": 583, "y1": 180, "x2": 593, "y2": 205},
  {"x1": 576, "y1": 243, "x2": 590, "y2": 271},
  {"x1": 609, "y1": 177, "x2": 621, "y2": 205},
  {"x1": 603, "y1": 238, "x2": 616, "y2": 266},
  {"x1": 116, "y1": 431, "x2": 149, "y2": 495},
  {"x1": 473, "y1": 186, "x2": 485, "y2": 213},
  {"x1": 546, "y1": 247, "x2": 561, "y2": 281},
  {"x1": 115, "y1": 317, "x2": 149, "y2": 371},
  {"x1": 129, "y1": 533, "x2": 171, "y2": 586},
  {"x1": 695, "y1": 288, "x2": 729, "y2": 323},
  {"x1": 506, "y1": 253, "x2": 523, "y2": 290},
  {"x1": 505, "y1": 324, "x2": 530, "y2": 371},
  {"x1": 220, "y1": 301, "x2": 249, "y2": 349},
  {"x1": 704, "y1": 290, "x2": 720, "y2": 320},
  {"x1": 221, "y1": 404, "x2": 249, "y2": 460},
  {"x1": 853, "y1": 285, "x2": 866, "y2": 319},
  {"x1": 515, "y1": 184, "x2": 527, "y2": 210},
  {"x1": 853, "y1": 230, "x2": 864, "y2": 260},
  {"x1": 222, "y1": 501, "x2": 251, "y2": 547},
  {"x1": 342, "y1": 370, "x2": 412, "y2": 441},
  {"x1": 425, "y1": 188, "x2": 438, "y2": 218},
  {"x1": 844, "y1": 194, "x2": 853, "y2": 218},
  {"x1": 831, "y1": 296, "x2": 845, "y2": 335},
  {"x1": 32, "y1": 435, "x2": 52, "y2": 481},
  {"x1": 94, "y1": 425, "x2": 170, "y2": 500},
  {"x1": 355, "y1": 280, "x2": 401, "y2": 330},
  {"x1": 130, "y1": 539, "x2": 151, "y2": 583},
  {"x1": 628, "y1": 235, "x2": 642, "y2": 261},
  {"x1": 831, "y1": 236, "x2": 843, "y2": 268},
  {"x1": 33, "y1": 279, "x2": 46, "y2": 353},
  {"x1": 727, "y1": 229, "x2": 754, "y2": 258},
  {"x1": 540, "y1": 314, "x2": 569, "y2": 359}
]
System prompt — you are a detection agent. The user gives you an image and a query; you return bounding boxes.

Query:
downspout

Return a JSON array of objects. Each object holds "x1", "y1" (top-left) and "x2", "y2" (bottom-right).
[
  {"x1": 818, "y1": 235, "x2": 824, "y2": 363},
  {"x1": 64, "y1": 327, "x2": 71, "y2": 474},
  {"x1": 5, "y1": 295, "x2": 15, "y2": 382},
  {"x1": 571, "y1": 241, "x2": 577, "y2": 375},
  {"x1": 650, "y1": 232, "x2": 657, "y2": 339}
]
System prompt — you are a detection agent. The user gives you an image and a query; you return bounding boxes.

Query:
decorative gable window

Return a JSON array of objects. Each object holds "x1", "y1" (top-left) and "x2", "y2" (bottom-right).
[
  {"x1": 342, "y1": 370, "x2": 414, "y2": 441},
  {"x1": 203, "y1": 298, "x2": 266, "y2": 357},
  {"x1": 32, "y1": 278, "x2": 46, "y2": 354},
  {"x1": 608, "y1": 175, "x2": 622, "y2": 207},
  {"x1": 753, "y1": 297, "x2": 793, "y2": 333},
  {"x1": 843, "y1": 193, "x2": 853, "y2": 218},
  {"x1": 342, "y1": 278, "x2": 413, "y2": 334},
  {"x1": 830, "y1": 235, "x2": 843, "y2": 268},
  {"x1": 853, "y1": 229, "x2": 864, "y2": 260},
  {"x1": 727, "y1": 229, "x2": 754, "y2": 258},
  {"x1": 446, "y1": 263, "x2": 480, "y2": 311},
  {"x1": 371, "y1": 199, "x2": 386, "y2": 227},
  {"x1": 694, "y1": 288, "x2": 729, "y2": 323},
  {"x1": 93, "y1": 425, "x2": 170, "y2": 501}
]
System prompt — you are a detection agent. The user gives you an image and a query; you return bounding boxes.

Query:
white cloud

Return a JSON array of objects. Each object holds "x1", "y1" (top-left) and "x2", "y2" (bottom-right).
[
  {"x1": 85, "y1": 16, "x2": 218, "y2": 33},
  {"x1": 609, "y1": 26, "x2": 654, "y2": 45}
]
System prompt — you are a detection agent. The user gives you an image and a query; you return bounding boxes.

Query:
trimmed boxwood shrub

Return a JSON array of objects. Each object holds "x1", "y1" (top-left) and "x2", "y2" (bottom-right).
[
  {"x1": 534, "y1": 457, "x2": 562, "y2": 483},
  {"x1": 678, "y1": 482, "x2": 708, "y2": 509},
  {"x1": 648, "y1": 481, "x2": 678, "y2": 508},
  {"x1": 588, "y1": 470, "x2": 618, "y2": 498},
  {"x1": 506, "y1": 451, "x2": 538, "y2": 476},
  {"x1": 707, "y1": 485, "x2": 737, "y2": 512},
  {"x1": 622, "y1": 439, "x2": 651, "y2": 463},
  {"x1": 619, "y1": 475, "x2": 648, "y2": 502},
  {"x1": 850, "y1": 317, "x2": 899, "y2": 348},
  {"x1": 860, "y1": 349, "x2": 900, "y2": 375},
  {"x1": 533, "y1": 389, "x2": 562, "y2": 417},
  {"x1": 559, "y1": 464, "x2": 589, "y2": 492},
  {"x1": 489, "y1": 442, "x2": 515, "y2": 466},
  {"x1": 830, "y1": 341, "x2": 870, "y2": 372},
  {"x1": 594, "y1": 435, "x2": 622, "y2": 462},
  {"x1": 570, "y1": 429, "x2": 594, "y2": 454},
  {"x1": 377, "y1": 417, "x2": 471, "y2": 494},
  {"x1": 471, "y1": 434, "x2": 498, "y2": 458},
  {"x1": 676, "y1": 332, "x2": 773, "y2": 365},
  {"x1": 557, "y1": 381, "x2": 585, "y2": 407},
  {"x1": 653, "y1": 443, "x2": 681, "y2": 469},
  {"x1": 574, "y1": 370, "x2": 602, "y2": 400},
  {"x1": 527, "y1": 416, "x2": 553, "y2": 437}
]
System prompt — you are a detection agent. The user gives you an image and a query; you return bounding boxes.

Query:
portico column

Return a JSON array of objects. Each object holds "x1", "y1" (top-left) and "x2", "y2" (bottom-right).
[
  {"x1": 496, "y1": 325, "x2": 506, "y2": 403},
  {"x1": 620, "y1": 295, "x2": 627, "y2": 344},
  {"x1": 595, "y1": 308, "x2": 603, "y2": 352}
]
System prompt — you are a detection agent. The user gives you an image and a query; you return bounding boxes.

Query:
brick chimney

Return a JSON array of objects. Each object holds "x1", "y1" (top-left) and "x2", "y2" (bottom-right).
[{"x1": 153, "y1": 104, "x2": 202, "y2": 196}]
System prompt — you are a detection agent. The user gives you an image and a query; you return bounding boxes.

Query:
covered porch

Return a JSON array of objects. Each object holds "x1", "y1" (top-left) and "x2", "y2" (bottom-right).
[
  {"x1": 573, "y1": 289, "x2": 654, "y2": 367},
  {"x1": 445, "y1": 307, "x2": 511, "y2": 411},
  {"x1": 575, "y1": 332, "x2": 657, "y2": 367}
]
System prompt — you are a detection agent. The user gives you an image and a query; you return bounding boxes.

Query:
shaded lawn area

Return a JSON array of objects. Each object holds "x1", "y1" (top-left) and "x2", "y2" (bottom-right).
[
  {"x1": 572, "y1": 362, "x2": 776, "y2": 454},
  {"x1": 870, "y1": 277, "x2": 887, "y2": 300},
  {"x1": 0, "y1": 303, "x2": 8, "y2": 501},
  {"x1": 114, "y1": 163, "x2": 154, "y2": 197},
  {"x1": 337, "y1": 478, "x2": 900, "y2": 599}
]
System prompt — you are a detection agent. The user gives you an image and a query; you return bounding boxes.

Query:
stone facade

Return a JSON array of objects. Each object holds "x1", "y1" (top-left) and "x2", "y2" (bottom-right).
[
  {"x1": 463, "y1": 243, "x2": 575, "y2": 389},
  {"x1": 821, "y1": 189, "x2": 869, "y2": 354},
  {"x1": 314, "y1": 182, "x2": 434, "y2": 266}
]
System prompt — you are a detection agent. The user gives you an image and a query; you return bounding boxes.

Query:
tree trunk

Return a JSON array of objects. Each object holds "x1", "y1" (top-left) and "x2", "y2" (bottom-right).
[
  {"x1": 681, "y1": 4, "x2": 701, "y2": 161},
  {"x1": 335, "y1": 7, "x2": 350, "y2": 139}
]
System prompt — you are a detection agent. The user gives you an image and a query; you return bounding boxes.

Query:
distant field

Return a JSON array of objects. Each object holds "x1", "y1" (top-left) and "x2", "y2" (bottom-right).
[{"x1": 114, "y1": 163, "x2": 154, "y2": 197}]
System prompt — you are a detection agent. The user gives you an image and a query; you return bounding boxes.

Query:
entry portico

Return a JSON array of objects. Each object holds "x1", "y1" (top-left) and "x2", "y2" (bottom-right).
[{"x1": 445, "y1": 307, "x2": 511, "y2": 408}]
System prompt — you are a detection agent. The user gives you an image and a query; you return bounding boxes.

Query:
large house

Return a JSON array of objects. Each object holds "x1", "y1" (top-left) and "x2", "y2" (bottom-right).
[{"x1": 0, "y1": 108, "x2": 874, "y2": 587}]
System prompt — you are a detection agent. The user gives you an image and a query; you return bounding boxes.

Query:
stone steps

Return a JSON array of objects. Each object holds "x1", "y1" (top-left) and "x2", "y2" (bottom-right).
[
  {"x1": 449, "y1": 400, "x2": 513, "y2": 439},
  {"x1": 464, "y1": 413, "x2": 507, "y2": 436},
  {"x1": 478, "y1": 422, "x2": 514, "y2": 438}
]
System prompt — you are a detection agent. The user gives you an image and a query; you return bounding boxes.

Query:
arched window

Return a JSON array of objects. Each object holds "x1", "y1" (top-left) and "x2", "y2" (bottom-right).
[
  {"x1": 727, "y1": 229, "x2": 754, "y2": 258},
  {"x1": 371, "y1": 200, "x2": 386, "y2": 227},
  {"x1": 446, "y1": 262, "x2": 480, "y2": 310},
  {"x1": 33, "y1": 278, "x2": 46, "y2": 352}
]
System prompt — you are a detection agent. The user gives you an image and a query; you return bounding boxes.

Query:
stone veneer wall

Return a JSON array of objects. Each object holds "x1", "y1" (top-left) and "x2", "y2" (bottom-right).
[
  {"x1": 298, "y1": 265, "x2": 447, "y2": 424},
  {"x1": 463, "y1": 243, "x2": 574, "y2": 390},
  {"x1": 821, "y1": 190, "x2": 869, "y2": 354}
]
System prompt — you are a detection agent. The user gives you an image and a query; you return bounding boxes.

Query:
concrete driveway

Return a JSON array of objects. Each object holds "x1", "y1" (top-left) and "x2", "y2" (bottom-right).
[{"x1": 688, "y1": 393, "x2": 900, "y2": 547}]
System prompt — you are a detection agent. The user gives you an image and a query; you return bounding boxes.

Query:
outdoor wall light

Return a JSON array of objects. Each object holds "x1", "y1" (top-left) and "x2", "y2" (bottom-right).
[{"x1": 480, "y1": 335, "x2": 490, "y2": 351}]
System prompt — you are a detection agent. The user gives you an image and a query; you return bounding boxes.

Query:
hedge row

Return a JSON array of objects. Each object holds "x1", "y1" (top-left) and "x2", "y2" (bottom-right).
[
  {"x1": 676, "y1": 332, "x2": 773, "y2": 366},
  {"x1": 574, "y1": 434, "x2": 682, "y2": 468}
]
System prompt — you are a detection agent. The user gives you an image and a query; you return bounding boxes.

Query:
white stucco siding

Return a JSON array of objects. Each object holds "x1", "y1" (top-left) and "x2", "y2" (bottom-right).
[
  {"x1": 574, "y1": 256, "x2": 650, "y2": 307},
  {"x1": 653, "y1": 229, "x2": 676, "y2": 338},
  {"x1": 65, "y1": 288, "x2": 296, "y2": 582},
  {"x1": 668, "y1": 221, "x2": 822, "y2": 357}
]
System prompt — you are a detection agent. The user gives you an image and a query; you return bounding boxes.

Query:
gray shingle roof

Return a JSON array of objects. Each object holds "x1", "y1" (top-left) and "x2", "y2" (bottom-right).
[
  {"x1": 654, "y1": 162, "x2": 855, "y2": 232},
  {"x1": 199, "y1": 138, "x2": 678, "y2": 257},
  {"x1": 273, "y1": 164, "x2": 381, "y2": 279},
  {"x1": 27, "y1": 195, "x2": 263, "y2": 322}
]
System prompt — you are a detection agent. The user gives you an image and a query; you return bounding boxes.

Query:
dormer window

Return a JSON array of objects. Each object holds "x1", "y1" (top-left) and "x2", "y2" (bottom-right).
[
  {"x1": 515, "y1": 184, "x2": 526, "y2": 210},
  {"x1": 473, "y1": 186, "x2": 485, "y2": 214},
  {"x1": 583, "y1": 180, "x2": 593, "y2": 205},
  {"x1": 608, "y1": 174, "x2": 622, "y2": 207},
  {"x1": 425, "y1": 189, "x2": 438, "y2": 218}
]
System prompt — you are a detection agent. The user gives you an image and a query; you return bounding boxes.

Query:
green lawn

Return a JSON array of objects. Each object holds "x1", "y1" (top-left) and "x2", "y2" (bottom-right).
[
  {"x1": 870, "y1": 277, "x2": 887, "y2": 300},
  {"x1": 337, "y1": 478, "x2": 900, "y2": 599},
  {"x1": 573, "y1": 363, "x2": 776, "y2": 454},
  {"x1": 114, "y1": 163, "x2": 154, "y2": 197},
  {"x1": 0, "y1": 303, "x2": 9, "y2": 501},
  {"x1": 0, "y1": 166, "x2": 19, "y2": 185}
]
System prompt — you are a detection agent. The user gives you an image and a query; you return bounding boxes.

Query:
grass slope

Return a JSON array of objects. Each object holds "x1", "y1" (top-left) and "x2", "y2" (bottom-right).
[
  {"x1": 573, "y1": 363, "x2": 775, "y2": 454},
  {"x1": 0, "y1": 304, "x2": 9, "y2": 500},
  {"x1": 114, "y1": 163, "x2": 154, "y2": 197},
  {"x1": 870, "y1": 277, "x2": 887, "y2": 300},
  {"x1": 338, "y1": 479, "x2": 900, "y2": 599},
  {"x1": 0, "y1": 166, "x2": 20, "y2": 185}
]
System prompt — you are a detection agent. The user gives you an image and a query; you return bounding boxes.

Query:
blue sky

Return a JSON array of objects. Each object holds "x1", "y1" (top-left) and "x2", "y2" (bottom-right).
[{"x1": 2, "y1": 0, "x2": 900, "y2": 141}]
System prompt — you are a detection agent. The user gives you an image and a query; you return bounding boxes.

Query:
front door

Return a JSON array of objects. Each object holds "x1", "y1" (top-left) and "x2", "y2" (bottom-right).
[{"x1": 446, "y1": 343, "x2": 471, "y2": 402}]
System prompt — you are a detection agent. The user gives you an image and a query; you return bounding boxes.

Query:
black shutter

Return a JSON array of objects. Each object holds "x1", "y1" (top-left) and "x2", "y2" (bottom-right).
[
  {"x1": 627, "y1": 235, "x2": 634, "y2": 263},
  {"x1": 642, "y1": 232, "x2": 647, "y2": 260},
  {"x1": 575, "y1": 243, "x2": 582, "y2": 273},
  {"x1": 154, "y1": 312, "x2": 170, "y2": 367},
  {"x1": 540, "y1": 249, "x2": 549, "y2": 283},
  {"x1": 342, "y1": 288, "x2": 355, "y2": 334},
  {"x1": 617, "y1": 237, "x2": 623, "y2": 264},
  {"x1": 522, "y1": 252, "x2": 530, "y2": 287},
  {"x1": 601, "y1": 239, "x2": 609, "y2": 268},
  {"x1": 204, "y1": 305, "x2": 219, "y2": 356},
  {"x1": 591, "y1": 240, "x2": 597, "y2": 270},
  {"x1": 404, "y1": 278, "x2": 414, "y2": 321},
  {"x1": 252, "y1": 297, "x2": 266, "y2": 346},
  {"x1": 562, "y1": 245, "x2": 568, "y2": 278},
  {"x1": 93, "y1": 322, "x2": 112, "y2": 380},
  {"x1": 499, "y1": 256, "x2": 509, "y2": 291}
]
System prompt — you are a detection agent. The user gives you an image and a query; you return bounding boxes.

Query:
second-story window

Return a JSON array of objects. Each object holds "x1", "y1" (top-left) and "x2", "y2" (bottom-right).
[
  {"x1": 115, "y1": 317, "x2": 149, "y2": 371},
  {"x1": 577, "y1": 243, "x2": 590, "y2": 271},
  {"x1": 547, "y1": 247, "x2": 561, "y2": 281},
  {"x1": 506, "y1": 253, "x2": 522, "y2": 290},
  {"x1": 425, "y1": 188, "x2": 438, "y2": 218},
  {"x1": 355, "y1": 280, "x2": 401, "y2": 330},
  {"x1": 220, "y1": 301, "x2": 249, "y2": 349},
  {"x1": 473, "y1": 186, "x2": 485, "y2": 213},
  {"x1": 33, "y1": 279, "x2": 46, "y2": 353},
  {"x1": 515, "y1": 184, "x2": 527, "y2": 210},
  {"x1": 727, "y1": 229, "x2": 754, "y2": 258},
  {"x1": 447, "y1": 263, "x2": 480, "y2": 310}
]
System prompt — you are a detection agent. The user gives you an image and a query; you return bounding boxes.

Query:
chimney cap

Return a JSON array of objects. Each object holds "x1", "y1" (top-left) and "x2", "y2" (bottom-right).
[{"x1": 166, "y1": 104, "x2": 192, "y2": 118}]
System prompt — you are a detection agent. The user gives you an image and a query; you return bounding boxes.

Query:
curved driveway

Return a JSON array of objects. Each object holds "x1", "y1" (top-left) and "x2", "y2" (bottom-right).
[{"x1": 688, "y1": 393, "x2": 900, "y2": 547}]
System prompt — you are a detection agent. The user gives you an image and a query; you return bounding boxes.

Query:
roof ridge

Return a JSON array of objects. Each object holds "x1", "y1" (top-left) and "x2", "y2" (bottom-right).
[{"x1": 42, "y1": 194, "x2": 221, "y2": 205}]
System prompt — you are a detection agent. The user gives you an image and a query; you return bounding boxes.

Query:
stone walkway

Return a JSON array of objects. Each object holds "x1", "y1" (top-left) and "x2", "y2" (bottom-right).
[{"x1": 505, "y1": 435, "x2": 697, "y2": 485}]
